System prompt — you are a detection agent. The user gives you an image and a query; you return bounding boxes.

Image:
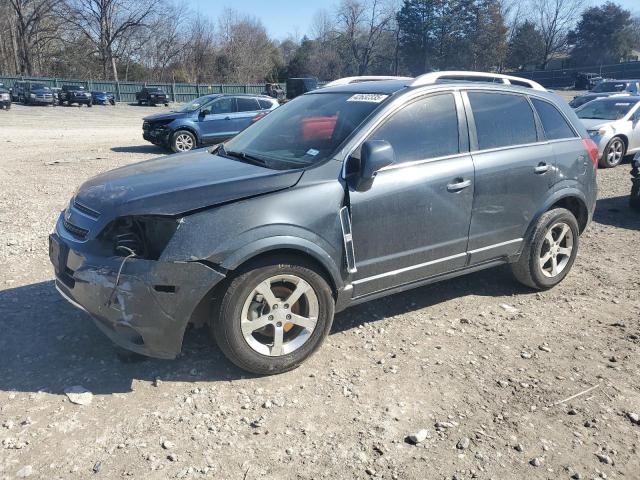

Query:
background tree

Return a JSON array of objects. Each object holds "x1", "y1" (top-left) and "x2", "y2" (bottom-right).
[
  {"x1": 7, "y1": 0, "x2": 61, "y2": 75},
  {"x1": 506, "y1": 20, "x2": 545, "y2": 69},
  {"x1": 570, "y1": 2, "x2": 635, "y2": 66},
  {"x1": 62, "y1": 0, "x2": 159, "y2": 80},
  {"x1": 530, "y1": 0, "x2": 582, "y2": 69}
]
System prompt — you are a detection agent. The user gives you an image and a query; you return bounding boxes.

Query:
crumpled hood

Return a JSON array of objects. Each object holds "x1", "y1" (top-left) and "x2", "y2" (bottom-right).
[
  {"x1": 74, "y1": 149, "x2": 303, "y2": 217},
  {"x1": 143, "y1": 111, "x2": 187, "y2": 123}
]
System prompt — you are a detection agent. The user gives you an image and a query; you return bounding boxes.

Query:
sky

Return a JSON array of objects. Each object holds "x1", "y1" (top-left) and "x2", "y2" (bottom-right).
[{"x1": 189, "y1": 0, "x2": 640, "y2": 40}]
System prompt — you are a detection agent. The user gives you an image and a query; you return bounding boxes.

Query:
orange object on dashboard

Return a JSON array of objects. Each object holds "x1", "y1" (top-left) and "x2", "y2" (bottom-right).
[{"x1": 302, "y1": 116, "x2": 337, "y2": 141}]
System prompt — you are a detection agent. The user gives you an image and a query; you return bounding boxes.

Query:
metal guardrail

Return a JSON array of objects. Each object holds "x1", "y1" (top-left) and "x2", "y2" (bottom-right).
[{"x1": 0, "y1": 75, "x2": 291, "y2": 103}]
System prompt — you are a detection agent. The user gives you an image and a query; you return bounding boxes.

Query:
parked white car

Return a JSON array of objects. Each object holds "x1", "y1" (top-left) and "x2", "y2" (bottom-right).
[{"x1": 575, "y1": 96, "x2": 640, "y2": 168}]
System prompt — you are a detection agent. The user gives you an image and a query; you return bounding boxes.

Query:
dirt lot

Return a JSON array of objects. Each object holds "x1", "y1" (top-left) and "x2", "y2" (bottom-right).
[{"x1": 0, "y1": 97, "x2": 639, "y2": 480}]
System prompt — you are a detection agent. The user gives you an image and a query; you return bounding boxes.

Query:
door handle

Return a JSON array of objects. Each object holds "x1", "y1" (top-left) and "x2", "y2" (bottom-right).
[
  {"x1": 534, "y1": 163, "x2": 550, "y2": 174},
  {"x1": 224, "y1": 116, "x2": 232, "y2": 120},
  {"x1": 447, "y1": 179, "x2": 472, "y2": 192}
]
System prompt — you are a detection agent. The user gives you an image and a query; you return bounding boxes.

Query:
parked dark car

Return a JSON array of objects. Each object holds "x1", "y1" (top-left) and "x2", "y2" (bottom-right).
[
  {"x1": 10, "y1": 81, "x2": 27, "y2": 102},
  {"x1": 574, "y1": 72, "x2": 603, "y2": 90},
  {"x1": 0, "y1": 83, "x2": 11, "y2": 110},
  {"x1": 23, "y1": 83, "x2": 55, "y2": 105},
  {"x1": 50, "y1": 72, "x2": 598, "y2": 374},
  {"x1": 60, "y1": 85, "x2": 93, "y2": 107},
  {"x1": 286, "y1": 77, "x2": 318, "y2": 100},
  {"x1": 136, "y1": 87, "x2": 169, "y2": 106},
  {"x1": 142, "y1": 94, "x2": 278, "y2": 152},
  {"x1": 92, "y1": 91, "x2": 115, "y2": 105},
  {"x1": 631, "y1": 153, "x2": 640, "y2": 211},
  {"x1": 569, "y1": 79, "x2": 640, "y2": 108}
]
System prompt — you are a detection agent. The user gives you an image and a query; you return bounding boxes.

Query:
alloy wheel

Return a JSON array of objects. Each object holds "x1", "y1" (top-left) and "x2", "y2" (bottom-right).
[
  {"x1": 175, "y1": 133, "x2": 194, "y2": 152},
  {"x1": 240, "y1": 274, "x2": 319, "y2": 357},
  {"x1": 539, "y1": 222, "x2": 574, "y2": 278},
  {"x1": 606, "y1": 139, "x2": 624, "y2": 166}
]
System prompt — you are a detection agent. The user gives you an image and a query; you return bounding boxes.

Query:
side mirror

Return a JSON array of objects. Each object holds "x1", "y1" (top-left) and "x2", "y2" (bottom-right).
[
  {"x1": 199, "y1": 109, "x2": 210, "y2": 117},
  {"x1": 348, "y1": 140, "x2": 395, "y2": 192}
]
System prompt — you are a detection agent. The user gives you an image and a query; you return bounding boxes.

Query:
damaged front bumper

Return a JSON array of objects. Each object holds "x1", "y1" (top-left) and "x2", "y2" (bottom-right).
[{"x1": 49, "y1": 232, "x2": 225, "y2": 359}]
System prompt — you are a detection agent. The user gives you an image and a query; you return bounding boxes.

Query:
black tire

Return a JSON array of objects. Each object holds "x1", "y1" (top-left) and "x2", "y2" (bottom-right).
[
  {"x1": 170, "y1": 129, "x2": 196, "y2": 153},
  {"x1": 137, "y1": 99, "x2": 142, "y2": 106},
  {"x1": 511, "y1": 208, "x2": 580, "y2": 290},
  {"x1": 87, "y1": 101, "x2": 92, "y2": 108},
  {"x1": 599, "y1": 137, "x2": 626, "y2": 168},
  {"x1": 630, "y1": 183, "x2": 640, "y2": 212},
  {"x1": 211, "y1": 256, "x2": 335, "y2": 375}
]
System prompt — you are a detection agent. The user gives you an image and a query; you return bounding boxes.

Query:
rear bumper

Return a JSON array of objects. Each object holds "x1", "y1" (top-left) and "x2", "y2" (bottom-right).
[{"x1": 49, "y1": 232, "x2": 225, "y2": 359}]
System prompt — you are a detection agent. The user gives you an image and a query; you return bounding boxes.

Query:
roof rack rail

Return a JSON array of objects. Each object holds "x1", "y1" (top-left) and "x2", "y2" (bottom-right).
[
  {"x1": 324, "y1": 76, "x2": 413, "y2": 87},
  {"x1": 410, "y1": 71, "x2": 546, "y2": 91}
]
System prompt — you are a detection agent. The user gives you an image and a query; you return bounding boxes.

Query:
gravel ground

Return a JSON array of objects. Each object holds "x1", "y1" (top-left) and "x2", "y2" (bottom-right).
[{"x1": 0, "y1": 97, "x2": 639, "y2": 480}]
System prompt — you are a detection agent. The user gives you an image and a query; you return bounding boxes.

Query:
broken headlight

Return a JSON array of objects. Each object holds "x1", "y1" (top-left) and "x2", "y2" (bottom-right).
[{"x1": 100, "y1": 216, "x2": 180, "y2": 260}]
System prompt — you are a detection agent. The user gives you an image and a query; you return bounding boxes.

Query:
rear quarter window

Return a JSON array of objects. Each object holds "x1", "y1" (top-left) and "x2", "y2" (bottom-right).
[
  {"x1": 468, "y1": 92, "x2": 538, "y2": 150},
  {"x1": 531, "y1": 98, "x2": 576, "y2": 140}
]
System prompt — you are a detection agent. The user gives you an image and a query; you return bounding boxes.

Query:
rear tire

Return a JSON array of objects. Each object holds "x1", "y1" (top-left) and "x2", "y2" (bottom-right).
[
  {"x1": 211, "y1": 257, "x2": 335, "y2": 375},
  {"x1": 599, "y1": 137, "x2": 625, "y2": 168},
  {"x1": 511, "y1": 208, "x2": 579, "y2": 290}
]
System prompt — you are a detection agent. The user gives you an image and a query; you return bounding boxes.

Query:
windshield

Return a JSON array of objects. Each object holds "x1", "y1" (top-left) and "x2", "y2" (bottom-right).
[
  {"x1": 31, "y1": 84, "x2": 49, "y2": 90},
  {"x1": 176, "y1": 95, "x2": 215, "y2": 113},
  {"x1": 222, "y1": 92, "x2": 386, "y2": 170},
  {"x1": 592, "y1": 81, "x2": 627, "y2": 93},
  {"x1": 576, "y1": 98, "x2": 639, "y2": 120}
]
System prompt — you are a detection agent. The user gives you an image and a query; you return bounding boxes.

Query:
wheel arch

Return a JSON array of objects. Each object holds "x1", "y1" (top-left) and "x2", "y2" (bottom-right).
[
  {"x1": 220, "y1": 237, "x2": 344, "y2": 293},
  {"x1": 172, "y1": 126, "x2": 201, "y2": 146},
  {"x1": 530, "y1": 189, "x2": 590, "y2": 237},
  {"x1": 188, "y1": 242, "x2": 343, "y2": 329}
]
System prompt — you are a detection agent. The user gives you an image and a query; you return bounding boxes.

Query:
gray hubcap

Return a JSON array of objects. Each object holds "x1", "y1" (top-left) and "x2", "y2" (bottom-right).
[
  {"x1": 539, "y1": 222, "x2": 573, "y2": 278},
  {"x1": 606, "y1": 139, "x2": 623, "y2": 165},
  {"x1": 241, "y1": 275, "x2": 319, "y2": 357},
  {"x1": 175, "y1": 133, "x2": 194, "y2": 151}
]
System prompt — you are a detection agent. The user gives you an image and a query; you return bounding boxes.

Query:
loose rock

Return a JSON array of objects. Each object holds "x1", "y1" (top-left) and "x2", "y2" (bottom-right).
[{"x1": 64, "y1": 386, "x2": 93, "y2": 406}]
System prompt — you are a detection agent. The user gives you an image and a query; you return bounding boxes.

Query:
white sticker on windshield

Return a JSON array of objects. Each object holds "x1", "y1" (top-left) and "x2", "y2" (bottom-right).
[
  {"x1": 347, "y1": 94, "x2": 388, "y2": 103},
  {"x1": 306, "y1": 149, "x2": 320, "y2": 156},
  {"x1": 615, "y1": 103, "x2": 631, "y2": 106}
]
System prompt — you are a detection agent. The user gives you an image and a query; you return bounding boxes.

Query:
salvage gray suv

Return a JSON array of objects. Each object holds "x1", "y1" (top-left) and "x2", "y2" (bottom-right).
[{"x1": 50, "y1": 72, "x2": 598, "y2": 374}]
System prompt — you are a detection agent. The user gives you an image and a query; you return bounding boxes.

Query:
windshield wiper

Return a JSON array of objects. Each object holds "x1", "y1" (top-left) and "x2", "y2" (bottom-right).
[{"x1": 216, "y1": 145, "x2": 268, "y2": 167}]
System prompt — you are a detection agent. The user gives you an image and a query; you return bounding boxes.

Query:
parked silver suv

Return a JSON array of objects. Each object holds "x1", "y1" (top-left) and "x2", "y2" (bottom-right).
[{"x1": 50, "y1": 72, "x2": 598, "y2": 374}]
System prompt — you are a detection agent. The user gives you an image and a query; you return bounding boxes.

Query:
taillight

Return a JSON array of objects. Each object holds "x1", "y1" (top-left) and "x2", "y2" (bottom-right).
[{"x1": 582, "y1": 138, "x2": 599, "y2": 170}]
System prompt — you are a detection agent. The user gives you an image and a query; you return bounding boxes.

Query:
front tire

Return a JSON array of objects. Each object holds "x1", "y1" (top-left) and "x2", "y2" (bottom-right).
[
  {"x1": 600, "y1": 137, "x2": 625, "y2": 168},
  {"x1": 171, "y1": 130, "x2": 196, "y2": 153},
  {"x1": 211, "y1": 257, "x2": 335, "y2": 375},
  {"x1": 511, "y1": 208, "x2": 579, "y2": 290}
]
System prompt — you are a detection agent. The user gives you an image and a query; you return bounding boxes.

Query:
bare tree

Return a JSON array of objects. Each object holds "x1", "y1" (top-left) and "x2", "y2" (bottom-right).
[
  {"x1": 217, "y1": 9, "x2": 279, "y2": 83},
  {"x1": 6, "y1": 0, "x2": 61, "y2": 75},
  {"x1": 336, "y1": 0, "x2": 393, "y2": 75},
  {"x1": 530, "y1": 0, "x2": 583, "y2": 69},
  {"x1": 62, "y1": 0, "x2": 159, "y2": 80}
]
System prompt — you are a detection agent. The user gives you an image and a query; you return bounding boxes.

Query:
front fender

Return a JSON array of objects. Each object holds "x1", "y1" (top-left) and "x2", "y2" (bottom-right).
[{"x1": 220, "y1": 235, "x2": 344, "y2": 290}]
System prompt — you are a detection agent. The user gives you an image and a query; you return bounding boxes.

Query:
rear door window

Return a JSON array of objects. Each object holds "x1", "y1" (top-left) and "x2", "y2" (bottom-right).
[
  {"x1": 368, "y1": 93, "x2": 459, "y2": 164},
  {"x1": 468, "y1": 92, "x2": 538, "y2": 150},
  {"x1": 531, "y1": 98, "x2": 576, "y2": 140},
  {"x1": 236, "y1": 97, "x2": 260, "y2": 112}
]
